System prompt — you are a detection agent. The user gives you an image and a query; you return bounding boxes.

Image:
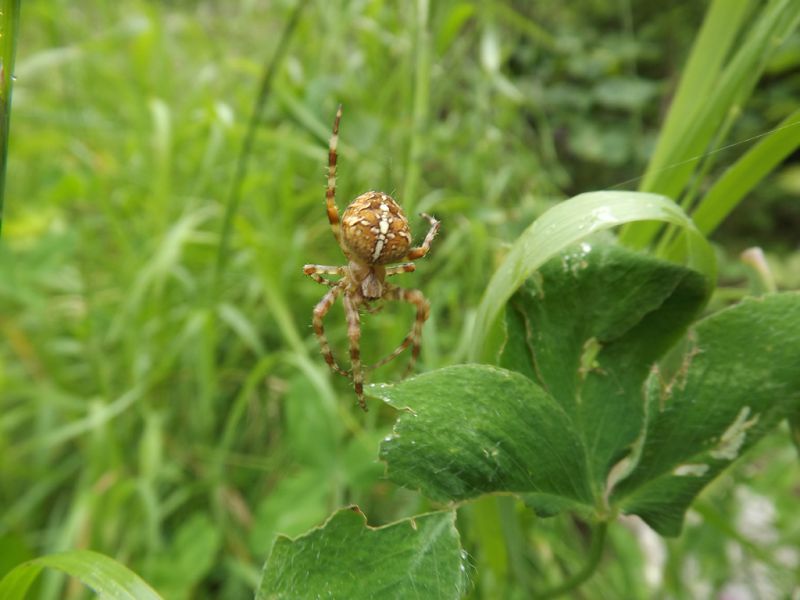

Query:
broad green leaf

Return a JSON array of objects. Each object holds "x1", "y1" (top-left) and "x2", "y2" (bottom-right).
[
  {"x1": 469, "y1": 191, "x2": 715, "y2": 361},
  {"x1": 374, "y1": 365, "x2": 593, "y2": 509},
  {"x1": 612, "y1": 293, "x2": 800, "y2": 535},
  {"x1": 377, "y1": 245, "x2": 800, "y2": 541},
  {"x1": 501, "y1": 243, "x2": 708, "y2": 493},
  {"x1": 0, "y1": 550, "x2": 163, "y2": 600},
  {"x1": 257, "y1": 507, "x2": 467, "y2": 600}
]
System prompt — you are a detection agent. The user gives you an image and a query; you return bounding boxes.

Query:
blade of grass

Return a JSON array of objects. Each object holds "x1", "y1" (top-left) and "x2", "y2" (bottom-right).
[
  {"x1": 661, "y1": 108, "x2": 800, "y2": 261},
  {"x1": 213, "y1": 0, "x2": 309, "y2": 295},
  {"x1": 622, "y1": 0, "x2": 800, "y2": 249},
  {"x1": 488, "y1": 2, "x2": 557, "y2": 51},
  {"x1": 0, "y1": 550, "x2": 163, "y2": 600},
  {"x1": 639, "y1": 0, "x2": 751, "y2": 192},
  {"x1": 690, "y1": 108, "x2": 800, "y2": 237},
  {"x1": 400, "y1": 0, "x2": 431, "y2": 216},
  {"x1": 0, "y1": 0, "x2": 21, "y2": 236}
]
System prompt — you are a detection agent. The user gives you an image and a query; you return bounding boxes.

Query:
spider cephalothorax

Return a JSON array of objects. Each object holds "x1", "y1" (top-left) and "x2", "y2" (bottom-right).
[{"x1": 303, "y1": 105, "x2": 440, "y2": 410}]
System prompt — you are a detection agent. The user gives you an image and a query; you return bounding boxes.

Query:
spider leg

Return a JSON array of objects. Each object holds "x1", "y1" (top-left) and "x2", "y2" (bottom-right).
[
  {"x1": 312, "y1": 284, "x2": 350, "y2": 378},
  {"x1": 326, "y1": 105, "x2": 344, "y2": 248},
  {"x1": 385, "y1": 262, "x2": 416, "y2": 276},
  {"x1": 366, "y1": 285, "x2": 430, "y2": 376},
  {"x1": 342, "y1": 294, "x2": 367, "y2": 411},
  {"x1": 303, "y1": 264, "x2": 345, "y2": 286},
  {"x1": 363, "y1": 301, "x2": 384, "y2": 315},
  {"x1": 405, "y1": 213, "x2": 440, "y2": 261}
]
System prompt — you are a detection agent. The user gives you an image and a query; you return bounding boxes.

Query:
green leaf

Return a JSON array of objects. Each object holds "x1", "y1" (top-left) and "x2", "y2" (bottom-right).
[
  {"x1": 501, "y1": 243, "x2": 708, "y2": 494},
  {"x1": 374, "y1": 365, "x2": 593, "y2": 509},
  {"x1": 636, "y1": 0, "x2": 752, "y2": 195},
  {"x1": 790, "y1": 410, "x2": 800, "y2": 457},
  {"x1": 469, "y1": 191, "x2": 715, "y2": 362},
  {"x1": 0, "y1": 550, "x2": 163, "y2": 600},
  {"x1": 613, "y1": 293, "x2": 800, "y2": 535},
  {"x1": 378, "y1": 245, "x2": 798, "y2": 543},
  {"x1": 689, "y1": 107, "x2": 800, "y2": 237},
  {"x1": 147, "y1": 513, "x2": 221, "y2": 600},
  {"x1": 0, "y1": 0, "x2": 22, "y2": 235},
  {"x1": 622, "y1": 0, "x2": 800, "y2": 248},
  {"x1": 257, "y1": 507, "x2": 467, "y2": 600}
]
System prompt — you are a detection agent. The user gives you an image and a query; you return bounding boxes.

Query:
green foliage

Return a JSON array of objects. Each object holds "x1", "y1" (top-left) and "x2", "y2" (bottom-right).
[
  {"x1": 613, "y1": 292, "x2": 800, "y2": 534},
  {"x1": 622, "y1": 0, "x2": 800, "y2": 251},
  {"x1": 146, "y1": 515, "x2": 221, "y2": 600},
  {"x1": 468, "y1": 191, "x2": 714, "y2": 361},
  {"x1": 257, "y1": 507, "x2": 467, "y2": 600},
  {"x1": 379, "y1": 365, "x2": 592, "y2": 509},
  {"x1": 270, "y1": 243, "x2": 800, "y2": 596},
  {"x1": 2, "y1": 0, "x2": 800, "y2": 598},
  {"x1": 0, "y1": 0, "x2": 21, "y2": 233},
  {"x1": 374, "y1": 245, "x2": 800, "y2": 538},
  {"x1": 0, "y1": 550, "x2": 163, "y2": 600}
]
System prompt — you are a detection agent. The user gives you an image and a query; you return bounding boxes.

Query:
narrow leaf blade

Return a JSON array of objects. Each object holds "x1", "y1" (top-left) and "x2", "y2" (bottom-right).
[
  {"x1": 690, "y1": 107, "x2": 800, "y2": 236},
  {"x1": 0, "y1": 550, "x2": 163, "y2": 600}
]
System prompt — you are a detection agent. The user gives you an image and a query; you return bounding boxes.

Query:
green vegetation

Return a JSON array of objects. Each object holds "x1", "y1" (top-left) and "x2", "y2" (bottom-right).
[
  {"x1": 0, "y1": 0, "x2": 21, "y2": 232},
  {"x1": 2, "y1": 1, "x2": 800, "y2": 598}
]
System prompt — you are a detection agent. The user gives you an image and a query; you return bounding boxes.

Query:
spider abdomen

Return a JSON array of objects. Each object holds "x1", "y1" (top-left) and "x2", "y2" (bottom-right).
[{"x1": 341, "y1": 191, "x2": 413, "y2": 265}]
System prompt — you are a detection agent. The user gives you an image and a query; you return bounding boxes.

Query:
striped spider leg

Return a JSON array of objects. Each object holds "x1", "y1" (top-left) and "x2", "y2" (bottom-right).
[{"x1": 303, "y1": 105, "x2": 440, "y2": 411}]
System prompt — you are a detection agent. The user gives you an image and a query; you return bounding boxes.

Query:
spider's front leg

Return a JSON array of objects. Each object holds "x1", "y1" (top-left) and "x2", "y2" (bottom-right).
[
  {"x1": 312, "y1": 285, "x2": 350, "y2": 378},
  {"x1": 303, "y1": 264, "x2": 345, "y2": 286},
  {"x1": 385, "y1": 263, "x2": 416, "y2": 276},
  {"x1": 342, "y1": 294, "x2": 367, "y2": 411},
  {"x1": 326, "y1": 105, "x2": 344, "y2": 248},
  {"x1": 405, "y1": 213, "x2": 440, "y2": 261}
]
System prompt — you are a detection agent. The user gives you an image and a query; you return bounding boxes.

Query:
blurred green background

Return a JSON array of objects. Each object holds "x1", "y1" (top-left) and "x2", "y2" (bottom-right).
[{"x1": 1, "y1": 1, "x2": 799, "y2": 598}]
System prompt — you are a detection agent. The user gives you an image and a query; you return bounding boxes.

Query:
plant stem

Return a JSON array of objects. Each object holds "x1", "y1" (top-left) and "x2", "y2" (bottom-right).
[
  {"x1": 212, "y1": 0, "x2": 309, "y2": 297},
  {"x1": 401, "y1": 0, "x2": 430, "y2": 215},
  {"x1": 535, "y1": 521, "x2": 608, "y2": 599},
  {"x1": 0, "y1": 0, "x2": 21, "y2": 236}
]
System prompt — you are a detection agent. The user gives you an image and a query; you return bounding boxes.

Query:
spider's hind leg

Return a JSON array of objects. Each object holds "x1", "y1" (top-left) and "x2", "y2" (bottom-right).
[
  {"x1": 367, "y1": 285, "x2": 430, "y2": 376},
  {"x1": 343, "y1": 294, "x2": 367, "y2": 411},
  {"x1": 312, "y1": 285, "x2": 350, "y2": 378}
]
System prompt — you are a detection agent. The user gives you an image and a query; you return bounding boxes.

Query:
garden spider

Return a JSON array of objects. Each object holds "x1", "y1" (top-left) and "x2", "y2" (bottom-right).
[{"x1": 303, "y1": 105, "x2": 440, "y2": 411}]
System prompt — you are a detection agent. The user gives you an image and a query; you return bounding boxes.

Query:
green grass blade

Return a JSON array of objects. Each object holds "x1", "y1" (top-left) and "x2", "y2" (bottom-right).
[
  {"x1": 690, "y1": 108, "x2": 800, "y2": 236},
  {"x1": 0, "y1": 550, "x2": 163, "y2": 600},
  {"x1": 400, "y1": 0, "x2": 431, "y2": 215},
  {"x1": 622, "y1": 0, "x2": 800, "y2": 249},
  {"x1": 213, "y1": 0, "x2": 309, "y2": 295},
  {"x1": 469, "y1": 191, "x2": 715, "y2": 361},
  {"x1": 0, "y1": 0, "x2": 21, "y2": 236},
  {"x1": 638, "y1": 0, "x2": 751, "y2": 192}
]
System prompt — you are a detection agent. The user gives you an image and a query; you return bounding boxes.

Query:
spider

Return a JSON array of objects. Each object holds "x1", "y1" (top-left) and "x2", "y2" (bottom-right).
[{"x1": 303, "y1": 105, "x2": 440, "y2": 411}]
